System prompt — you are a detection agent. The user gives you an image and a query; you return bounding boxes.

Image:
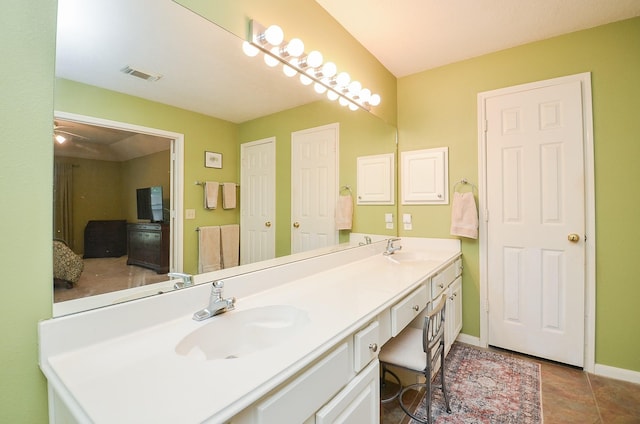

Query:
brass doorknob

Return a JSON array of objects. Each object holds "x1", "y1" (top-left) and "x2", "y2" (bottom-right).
[
  {"x1": 568, "y1": 233, "x2": 580, "y2": 242},
  {"x1": 265, "y1": 221, "x2": 271, "y2": 227},
  {"x1": 293, "y1": 222, "x2": 300, "y2": 228}
]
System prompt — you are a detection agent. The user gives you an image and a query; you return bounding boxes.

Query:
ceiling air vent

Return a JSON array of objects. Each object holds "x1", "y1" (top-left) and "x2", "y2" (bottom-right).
[{"x1": 121, "y1": 65, "x2": 162, "y2": 82}]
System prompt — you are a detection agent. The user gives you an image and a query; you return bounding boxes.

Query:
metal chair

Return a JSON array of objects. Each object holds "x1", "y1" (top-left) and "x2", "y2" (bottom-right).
[{"x1": 379, "y1": 294, "x2": 451, "y2": 423}]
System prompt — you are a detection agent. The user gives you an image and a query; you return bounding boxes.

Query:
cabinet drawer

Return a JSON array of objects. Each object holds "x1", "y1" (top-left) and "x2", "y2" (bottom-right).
[
  {"x1": 354, "y1": 321, "x2": 379, "y2": 373},
  {"x1": 391, "y1": 284, "x2": 428, "y2": 336},
  {"x1": 431, "y1": 261, "x2": 458, "y2": 299},
  {"x1": 316, "y1": 360, "x2": 379, "y2": 424},
  {"x1": 256, "y1": 343, "x2": 350, "y2": 424}
]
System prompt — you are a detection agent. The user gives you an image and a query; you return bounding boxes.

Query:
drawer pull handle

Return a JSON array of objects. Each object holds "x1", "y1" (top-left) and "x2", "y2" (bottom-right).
[
  {"x1": 412, "y1": 305, "x2": 419, "y2": 311},
  {"x1": 369, "y1": 343, "x2": 378, "y2": 352},
  {"x1": 438, "y1": 283, "x2": 444, "y2": 288}
]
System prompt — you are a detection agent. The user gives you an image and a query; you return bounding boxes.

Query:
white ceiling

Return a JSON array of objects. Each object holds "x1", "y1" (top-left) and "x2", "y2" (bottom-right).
[
  {"x1": 56, "y1": 0, "x2": 321, "y2": 125},
  {"x1": 316, "y1": 0, "x2": 640, "y2": 77}
]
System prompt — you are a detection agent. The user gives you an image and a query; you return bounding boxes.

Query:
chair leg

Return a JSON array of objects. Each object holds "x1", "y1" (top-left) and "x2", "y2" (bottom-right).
[
  {"x1": 398, "y1": 383, "x2": 429, "y2": 424},
  {"x1": 380, "y1": 363, "x2": 402, "y2": 404},
  {"x1": 440, "y1": 348, "x2": 452, "y2": 414}
]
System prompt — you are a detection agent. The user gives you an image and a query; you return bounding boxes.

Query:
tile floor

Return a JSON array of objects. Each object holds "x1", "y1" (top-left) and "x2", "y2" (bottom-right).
[{"x1": 381, "y1": 346, "x2": 640, "y2": 424}]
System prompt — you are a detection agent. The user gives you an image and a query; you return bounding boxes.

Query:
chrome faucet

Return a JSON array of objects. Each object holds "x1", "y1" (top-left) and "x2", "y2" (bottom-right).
[
  {"x1": 383, "y1": 238, "x2": 402, "y2": 255},
  {"x1": 168, "y1": 272, "x2": 193, "y2": 289},
  {"x1": 193, "y1": 280, "x2": 236, "y2": 321},
  {"x1": 359, "y1": 235, "x2": 373, "y2": 246}
]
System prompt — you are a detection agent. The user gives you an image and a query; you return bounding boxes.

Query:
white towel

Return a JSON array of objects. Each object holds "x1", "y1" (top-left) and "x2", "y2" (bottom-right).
[
  {"x1": 222, "y1": 183, "x2": 236, "y2": 209},
  {"x1": 198, "y1": 226, "x2": 221, "y2": 273},
  {"x1": 335, "y1": 194, "x2": 353, "y2": 230},
  {"x1": 450, "y1": 192, "x2": 478, "y2": 239},
  {"x1": 220, "y1": 224, "x2": 240, "y2": 269},
  {"x1": 204, "y1": 182, "x2": 219, "y2": 210}
]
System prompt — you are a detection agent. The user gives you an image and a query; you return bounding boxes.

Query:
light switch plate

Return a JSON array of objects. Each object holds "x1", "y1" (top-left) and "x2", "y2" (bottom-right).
[{"x1": 385, "y1": 213, "x2": 393, "y2": 223}]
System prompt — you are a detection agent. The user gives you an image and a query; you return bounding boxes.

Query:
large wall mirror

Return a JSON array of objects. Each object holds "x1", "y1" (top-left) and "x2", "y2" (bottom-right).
[{"x1": 53, "y1": 0, "x2": 398, "y2": 316}]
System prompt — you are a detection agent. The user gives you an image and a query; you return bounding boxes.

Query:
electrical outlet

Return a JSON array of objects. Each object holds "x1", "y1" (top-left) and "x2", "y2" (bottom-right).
[{"x1": 185, "y1": 209, "x2": 196, "y2": 219}]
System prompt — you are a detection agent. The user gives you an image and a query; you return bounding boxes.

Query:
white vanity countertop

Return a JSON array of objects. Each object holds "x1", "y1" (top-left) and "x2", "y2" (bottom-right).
[{"x1": 40, "y1": 238, "x2": 461, "y2": 423}]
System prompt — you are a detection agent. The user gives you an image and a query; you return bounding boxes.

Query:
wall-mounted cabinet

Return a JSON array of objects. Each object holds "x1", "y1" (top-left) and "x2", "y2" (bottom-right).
[
  {"x1": 356, "y1": 153, "x2": 394, "y2": 205},
  {"x1": 401, "y1": 147, "x2": 449, "y2": 205}
]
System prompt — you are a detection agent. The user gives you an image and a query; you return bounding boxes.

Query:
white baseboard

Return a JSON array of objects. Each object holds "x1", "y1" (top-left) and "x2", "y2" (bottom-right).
[
  {"x1": 455, "y1": 333, "x2": 480, "y2": 347},
  {"x1": 594, "y1": 363, "x2": 640, "y2": 385}
]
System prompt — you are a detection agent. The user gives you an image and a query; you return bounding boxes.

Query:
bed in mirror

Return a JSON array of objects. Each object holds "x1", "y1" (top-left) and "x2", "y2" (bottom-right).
[{"x1": 53, "y1": 0, "x2": 398, "y2": 316}]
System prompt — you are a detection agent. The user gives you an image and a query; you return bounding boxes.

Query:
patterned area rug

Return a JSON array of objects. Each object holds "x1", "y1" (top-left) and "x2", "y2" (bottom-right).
[{"x1": 411, "y1": 343, "x2": 542, "y2": 423}]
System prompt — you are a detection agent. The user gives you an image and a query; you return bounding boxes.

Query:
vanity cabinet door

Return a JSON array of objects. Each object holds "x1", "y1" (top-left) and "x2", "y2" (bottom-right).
[
  {"x1": 431, "y1": 260, "x2": 458, "y2": 299},
  {"x1": 316, "y1": 360, "x2": 379, "y2": 424},
  {"x1": 446, "y1": 277, "x2": 463, "y2": 353}
]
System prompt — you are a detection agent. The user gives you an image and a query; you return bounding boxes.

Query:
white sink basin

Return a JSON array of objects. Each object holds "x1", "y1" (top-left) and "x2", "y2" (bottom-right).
[
  {"x1": 385, "y1": 251, "x2": 430, "y2": 263},
  {"x1": 175, "y1": 305, "x2": 310, "y2": 360}
]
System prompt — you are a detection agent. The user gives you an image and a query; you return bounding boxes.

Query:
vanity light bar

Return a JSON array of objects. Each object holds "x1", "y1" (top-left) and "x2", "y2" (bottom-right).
[{"x1": 244, "y1": 20, "x2": 380, "y2": 112}]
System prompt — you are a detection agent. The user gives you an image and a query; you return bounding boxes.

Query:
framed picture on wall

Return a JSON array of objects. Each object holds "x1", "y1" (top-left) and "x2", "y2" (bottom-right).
[{"x1": 205, "y1": 151, "x2": 222, "y2": 169}]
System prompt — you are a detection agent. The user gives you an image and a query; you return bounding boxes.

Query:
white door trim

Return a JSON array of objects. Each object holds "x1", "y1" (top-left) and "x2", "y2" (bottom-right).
[
  {"x1": 54, "y1": 110, "x2": 184, "y2": 273},
  {"x1": 477, "y1": 72, "x2": 595, "y2": 371}
]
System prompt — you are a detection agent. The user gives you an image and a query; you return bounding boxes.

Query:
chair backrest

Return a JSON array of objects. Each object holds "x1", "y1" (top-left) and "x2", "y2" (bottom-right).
[{"x1": 422, "y1": 294, "x2": 447, "y2": 355}]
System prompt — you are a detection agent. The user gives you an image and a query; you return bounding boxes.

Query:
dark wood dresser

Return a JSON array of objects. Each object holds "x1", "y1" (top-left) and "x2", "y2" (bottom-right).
[
  {"x1": 126, "y1": 223, "x2": 170, "y2": 274},
  {"x1": 83, "y1": 220, "x2": 127, "y2": 258}
]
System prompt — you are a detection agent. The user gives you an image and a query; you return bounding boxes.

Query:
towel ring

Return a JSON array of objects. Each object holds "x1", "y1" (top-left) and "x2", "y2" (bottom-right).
[
  {"x1": 453, "y1": 178, "x2": 477, "y2": 193},
  {"x1": 340, "y1": 185, "x2": 353, "y2": 195}
]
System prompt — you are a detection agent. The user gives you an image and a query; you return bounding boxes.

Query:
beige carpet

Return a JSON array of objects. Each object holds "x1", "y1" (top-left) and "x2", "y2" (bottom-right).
[{"x1": 54, "y1": 256, "x2": 169, "y2": 303}]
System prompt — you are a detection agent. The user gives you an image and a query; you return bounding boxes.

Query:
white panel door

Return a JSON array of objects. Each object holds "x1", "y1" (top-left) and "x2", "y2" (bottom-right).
[
  {"x1": 291, "y1": 124, "x2": 338, "y2": 254},
  {"x1": 486, "y1": 80, "x2": 586, "y2": 366},
  {"x1": 240, "y1": 138, "x2": 275, "y2": 265}
]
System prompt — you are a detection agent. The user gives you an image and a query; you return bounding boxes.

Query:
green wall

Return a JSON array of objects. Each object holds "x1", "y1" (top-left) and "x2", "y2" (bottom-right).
[
  {"x1": 239, "y1": 100, "x2": 397, "y2": 256},
  {"x1": 397, "y1": 17, "x2": 640, "y2": 372},
  {"x1": 0, "y1": 1, "x2": 56, "y2": 422}
]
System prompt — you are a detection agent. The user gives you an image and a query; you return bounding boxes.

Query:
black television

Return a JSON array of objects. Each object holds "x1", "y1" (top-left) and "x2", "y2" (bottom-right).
[{"x1": 136, "y1": 186, "x2": 164, "y2": 222}]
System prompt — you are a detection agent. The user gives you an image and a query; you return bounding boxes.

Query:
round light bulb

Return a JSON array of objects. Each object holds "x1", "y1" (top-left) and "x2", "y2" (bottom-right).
[
  {"x1": 359, "y1": 88, "x2": 371, "y2": 103},
  {"x1": 336, "y1": 72, "x2": 350, "y2": 88},
  {"x1": 369, "y1": 93, "x2": 381, "y2": 106},
  {"x1": 286, "y1": 38, "x2": 305, "y2": 57},
  {"x1": 348, "y1": 80, "x2": 362, "y2": 94},
  {"x1": 349, "y1": 103, "x2": 358, "y2": 111},
  {"x1": 242, "y1": 41, "x2": 259, "y2": 57},
  {"x1": 338, "y1": 96, "x2": 349, "y2": 107},
  {"x1": 321, "y1": 62, "x2": 337, "y2": 78},
  {"x1": 283, "y1": 63, "x2": 297, "y2": 77},
  {"x1": 264, "y1": 25, "x2": 284, "y2": 46},
  {"x1": 327, "y1": 90, "x2": 339, "y2": 101},
  {"x1": 314, "y1": 82, "x2": 327, "y2": 94},
  {"x1": 264, "y1": 48, "x2": 280, "y2": 67},
  {"x1": 306, "y1": 50, "x2": 323, "y2": 68},
  {"x1": 299, "y1": 74, "x2": 313, "y2": 86}
]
